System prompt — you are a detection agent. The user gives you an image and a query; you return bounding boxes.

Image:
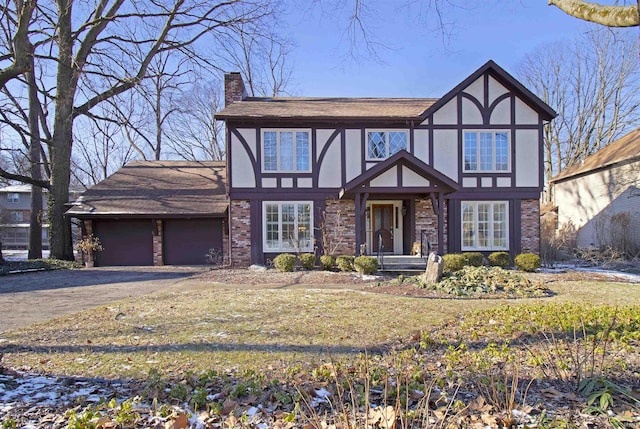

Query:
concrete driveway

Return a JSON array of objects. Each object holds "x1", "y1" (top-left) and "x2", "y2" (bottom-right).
[{"x1": 0, "y1": 266, "x2": 207, "y2": 333}]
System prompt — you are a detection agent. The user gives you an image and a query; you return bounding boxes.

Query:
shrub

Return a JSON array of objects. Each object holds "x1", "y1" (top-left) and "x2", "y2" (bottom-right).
[
  {"x1": 353, "y1": 256, "x2": 379, "y2": 275},
  {"x1": 336, "y1": 255, "x2": 354, "y2": 272},
  {"x1": 463, "y1": 252, "x2": 484, "y2": 266},
  {"x1": 320, "y1": 255, "x2": 336, "y2": 271},
  {"x1": 514, "y1": 253, "x2": 541, "y2": 272},
  {"x1": 443, "y1": 253, "x2": 466, "y2": 273},
  {"x1": 273, "y1": 253, "x2": 296, "y2": 272},
  {"x1": 488, "y1": 251, "x2": 511, "y2": 268},
  {"x1": 298, "y1": 253, "x2": 316, "y2": 270}
]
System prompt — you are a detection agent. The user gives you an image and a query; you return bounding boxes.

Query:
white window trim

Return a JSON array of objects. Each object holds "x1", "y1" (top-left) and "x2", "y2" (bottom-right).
[
  {"x1": 261, "y1": 129, "x2": 312, "y2": 173},
  {"x1": 461, "y1": 201, "x2": 509, "y2": 251},
  {"x1": 463, "y1": 130, "x2": 511, "y2": 173},
  {"x1": 365, "y1": 130, "x2": 408, "y2": 161},
  {"x1": 262, "y1": 201, "x2": 314, "y2": 252},
  {"x1": 7, "y1": 193, "x2": 20, "y2": 203}
]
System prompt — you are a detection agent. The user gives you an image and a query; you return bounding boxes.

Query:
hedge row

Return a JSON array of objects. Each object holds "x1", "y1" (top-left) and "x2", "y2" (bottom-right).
[
  {"x1": 442, "y1": 252, "x2": 540, "y2": 273},
  {"x1": 272, "y1": 253, "x2": 379, "y2": 274}
]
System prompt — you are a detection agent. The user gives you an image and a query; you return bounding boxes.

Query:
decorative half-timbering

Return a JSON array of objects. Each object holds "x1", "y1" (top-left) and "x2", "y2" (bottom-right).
[{"x1": 216, "y1": 61, "x2": 556, "y2": 266}]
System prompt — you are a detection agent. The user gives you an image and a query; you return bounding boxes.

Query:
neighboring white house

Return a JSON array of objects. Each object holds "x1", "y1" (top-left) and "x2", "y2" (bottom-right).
[{"x1": 549, "y1": 128, "x2": 640, "y2": 252}]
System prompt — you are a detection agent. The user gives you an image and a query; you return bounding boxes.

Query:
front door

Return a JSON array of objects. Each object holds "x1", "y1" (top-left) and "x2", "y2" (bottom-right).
[{"x1": 371, "y1": 204, "x2": 394, "y2": 253}]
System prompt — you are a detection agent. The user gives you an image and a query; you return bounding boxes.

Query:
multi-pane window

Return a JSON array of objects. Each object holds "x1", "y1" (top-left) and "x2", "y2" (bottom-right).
[
  {"x1": 463, "y1": 131, "x2": 509, "y2": 172},
  {"x1": 462, "y1": 201, "x2": 508, "y2": 250},
  {"x1": 10, "y1": 211, "x2": 24, "y2": 222},
  {"x1": 7, "y1": 193, "x2": 19, "y2": 203},
  {"x1": 263, "y1": 130, "x2": 310, "y2": 172},
  {"x1": 264, "y1": 202, "x2": 313, "y2": 252},
  {"x1": 367, "y1": 131, "x2": 407, "y2": 160}
]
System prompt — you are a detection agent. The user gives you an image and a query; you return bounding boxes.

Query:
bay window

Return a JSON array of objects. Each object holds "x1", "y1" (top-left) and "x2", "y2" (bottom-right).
[{"x1": 264, "y1": 202, "x2": 313, "y2": 252}]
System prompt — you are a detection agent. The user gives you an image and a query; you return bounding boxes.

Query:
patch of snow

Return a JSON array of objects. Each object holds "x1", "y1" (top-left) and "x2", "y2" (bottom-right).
[
  {"x1": 249, "y1": 264, "x2": 268, "y2": 271},
  {"x1": 247, "y1": 406, "x2": 259, "y2": 416},
  {"x1": 358, "y1": 274, "x2": 383, "y2": 281},
  {"x1": 314, "y1": 388, "x2": 331, "y2": 399},
  {"x1": 540, "y1": 265, "x2": 640, "y2": 283}
]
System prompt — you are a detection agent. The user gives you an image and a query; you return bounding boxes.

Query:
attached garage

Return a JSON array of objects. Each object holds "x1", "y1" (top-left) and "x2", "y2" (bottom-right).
[
  {"x1": 93, "y1": 219, "x2": 153, "y2": 266},
  {"x1": 67, "y1": 161, "x2": 228, "y2": 266},
  {"x1": 163, "y1": 218, "x2": 223, "y2": 265}
]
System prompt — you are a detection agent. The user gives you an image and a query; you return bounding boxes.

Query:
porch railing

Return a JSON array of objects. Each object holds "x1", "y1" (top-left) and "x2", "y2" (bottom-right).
[
  {"x1": 420, "y1": 230, "x2": 431, "y2": 260},
  {"x1": 376, "y1": 230, "x2": 384, "y2": 270}
]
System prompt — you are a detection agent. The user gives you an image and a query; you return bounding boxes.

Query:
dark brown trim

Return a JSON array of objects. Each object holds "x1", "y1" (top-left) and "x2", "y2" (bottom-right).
[
  {"x1": 70, "y1": 213, "x2": 228, "y2": 220},
  {"x1": 340, "y1": 129, "x2": 346, "y2": 185},
  {"x1": 461, "y1": 92, "x2": 486, "y2": 124},
  {"x1": 415, "y1": 124, "x2": 540, "y2": 130},
  {"x1": 341, "y1": 150, "x2": 459, "y2": 196},
  {"x1": 447, "y1": 189, "x2": 540, "y2": 199},
  {"x1": 250, "y1": 200, "x2": 263, "y2": 264}
]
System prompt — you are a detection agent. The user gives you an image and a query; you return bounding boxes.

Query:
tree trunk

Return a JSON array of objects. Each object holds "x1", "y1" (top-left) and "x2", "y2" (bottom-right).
[
  {"x1": 49, "y1": 0, "x2": 75, "y2": 261},
  {"x1": 27, "y1": 49, "x2": 43, "y2": 260}
]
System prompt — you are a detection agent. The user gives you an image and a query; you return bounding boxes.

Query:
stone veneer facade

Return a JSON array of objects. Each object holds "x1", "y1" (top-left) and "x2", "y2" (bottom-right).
[
  {"x1": 414, "y1": 199, "x2": 448, "y2": 254},
  {"x1": 230, "y1": 199, "x2": 252, "y2": 266},
  {"x1": 323, "y1": 199, "x2": 356, "y2": 256},
  {"x1": 520, "y1": 198, "x2": 540, "y2": 254}
]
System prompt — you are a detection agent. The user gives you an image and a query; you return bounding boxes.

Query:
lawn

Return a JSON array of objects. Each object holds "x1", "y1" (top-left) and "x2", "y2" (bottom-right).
[{"x1": 1, "y1": 271, "x2": 639, "y2": 428}]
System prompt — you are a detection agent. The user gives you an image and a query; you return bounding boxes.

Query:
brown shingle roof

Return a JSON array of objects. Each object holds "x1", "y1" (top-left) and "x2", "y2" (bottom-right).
[
  {"x1": 214, "y1": 97, "x2": 438, "y2": 120},
  {"x1": 66, "y1": 161, "x2": 227, "y2": 217},
  {"x1": 550, "y1": 128, "x2": 640, "y2": 183}
]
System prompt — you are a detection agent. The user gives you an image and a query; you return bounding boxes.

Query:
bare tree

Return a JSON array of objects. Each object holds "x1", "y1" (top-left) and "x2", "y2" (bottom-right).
[
  {"x1": 549, "y1": 0, "x2": 639, "y2": 27},
  {"x1": 518, "y1": 28, "x2": 640, "y2": 182},
  {"x1": 0, "y1": 0, "x2": 276, "y2": 260},
  {"x1": 166, "y1": 80, "x2": 226, "y2": 161}
]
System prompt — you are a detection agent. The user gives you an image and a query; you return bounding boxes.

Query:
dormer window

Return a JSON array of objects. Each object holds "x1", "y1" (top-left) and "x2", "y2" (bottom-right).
[{"x1": 367, "y1": 131, "x2": 407, "y2": 160}]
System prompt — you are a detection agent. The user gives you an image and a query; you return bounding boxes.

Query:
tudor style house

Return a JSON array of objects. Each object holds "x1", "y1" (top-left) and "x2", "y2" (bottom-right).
[{"x1": 215, "y1": 61, "x2": 556, "y2": 267}]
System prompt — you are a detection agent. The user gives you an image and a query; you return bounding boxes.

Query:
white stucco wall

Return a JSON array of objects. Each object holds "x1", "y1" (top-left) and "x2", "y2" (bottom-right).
[
  {"x1": 432, "y1": 99, "x2": 457, "y2": 125},
  {"x1": 370, "y1": 167, "x2": 398, "y2": 187},
  {"x1": 237, "y1": 129, "x2": 256, "y2": 160},
  {"x1": 490, "y1": 98, "x2": 510, "y2": 125},
  {"x1": 433, "y1": 130, "x2": 458, "y2": 181},
  {"x1": 316, "y1": 129, "x2": 336, "y2": 161},
  {"x1": 462, "y1": 77, "x2": 483, "y2": 102},
  {"x1": 402, "y1": 166, "x2": 430, "y2": 187},
  {"x1": 318, "y1": 136, "x2": 342, "y2": 187},
  {"x1": 515, "y1": 98, "x2": 539, "y2": 125},
  {"x1": 515, "y1": 130, "x2": 539, "y2": 187},
  {"x1": 345, "y1": 129, "x2": 362, "y2": 182},
  {"x1": 462, "y1": 97, "x2": 483, "y2": 124},
  {"x1": 231, "y1": 135, "x2": 256, "y2": 187},
  {"x1": 488, "y1": 76, "x2": 509, "y2": 105},
  {"x1": 413, "y1": 129, "x2": 429, "y2": 163},
  {"x1": 554, "y1": 160, "x2": 640, "y2": 247}
]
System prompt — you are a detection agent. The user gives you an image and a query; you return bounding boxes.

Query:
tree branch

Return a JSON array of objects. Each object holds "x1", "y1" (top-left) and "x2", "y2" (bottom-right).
[{"x1": 549, "y1": 0, "x2": 639, "y2": 27}]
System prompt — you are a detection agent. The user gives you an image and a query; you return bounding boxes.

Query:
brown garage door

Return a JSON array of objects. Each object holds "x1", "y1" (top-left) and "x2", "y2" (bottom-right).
[
  {"x1": 93, "y1": 220, "x2": 153, "y2": 266},
  {"x1": 163, "y1": 218, "x2": 223, "y2": 265}
]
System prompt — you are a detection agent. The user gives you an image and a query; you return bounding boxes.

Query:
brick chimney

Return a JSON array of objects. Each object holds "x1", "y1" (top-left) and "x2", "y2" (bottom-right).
[{"x1": 224, "y1": 72, "x2": 247, "y2": 106}]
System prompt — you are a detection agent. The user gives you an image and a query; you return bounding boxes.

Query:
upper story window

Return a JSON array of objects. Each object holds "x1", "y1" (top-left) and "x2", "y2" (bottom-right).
[
  {"x1": 367, "y1": 131, "x2": 407, "y2": 160},
  {"x1": 463, "y1": 131, "x2": 510, "y2": 172},
  {"x1": 10, "y1": 211, "x2": 24, "y2": 222},
  {"x1": 263, "y1": 130, "x2": 311, "y2": 172},
  {"x1": 7, "y1": 193, "x2": 20, "y2": 203}
]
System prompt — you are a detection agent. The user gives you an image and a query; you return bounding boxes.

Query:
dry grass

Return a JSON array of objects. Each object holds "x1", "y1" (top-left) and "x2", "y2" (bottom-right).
[{"x1": 1, "y1": 271, "x2": 639, "y2": 381}]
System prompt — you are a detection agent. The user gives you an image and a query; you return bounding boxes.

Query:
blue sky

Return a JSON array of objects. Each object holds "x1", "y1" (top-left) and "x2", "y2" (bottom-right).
[{"x1": 280, "y1": 1, "x2": 614, "y2": 97}]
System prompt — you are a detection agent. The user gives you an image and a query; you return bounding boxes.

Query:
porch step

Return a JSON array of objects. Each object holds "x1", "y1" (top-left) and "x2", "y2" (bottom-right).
[{"x1": 377, "y1": 255, "x2": 427, "y2": 273}]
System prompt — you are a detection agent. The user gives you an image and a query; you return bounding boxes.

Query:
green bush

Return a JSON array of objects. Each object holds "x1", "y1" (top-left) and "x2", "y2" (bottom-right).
[
  {"x1": 273, "y1": 253, "x2": 296, "y2": 272},
  {"x1": 443, "y1": 253, "x2": 466, "y2": 273},
  {"x1": 336, "y1": 255, "x2": 354, "y2": 272},
  {"x1": 488, "y1": 251, "x2": 511, "y2": 268},
  {"x1": 463, "y1": 252, "x2": 484, "y2": 267},
  {"x1": 320, "y1": 255, "x2": 336, "y2": 271},
  {"x1": 298, "y1": 253, "x2": 316, "y2": 270},
  {"x1": 353, "y1": 256, "x2": 379, "y2": 275},
  {"x1": 514, "y1": 253, "x2": 541, "y2": 272}
]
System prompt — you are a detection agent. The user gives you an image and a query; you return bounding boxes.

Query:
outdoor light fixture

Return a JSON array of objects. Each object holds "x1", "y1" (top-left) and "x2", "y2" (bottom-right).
[{"x1": 401, "y1": 205, "x2": 407, "y2": 216}]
